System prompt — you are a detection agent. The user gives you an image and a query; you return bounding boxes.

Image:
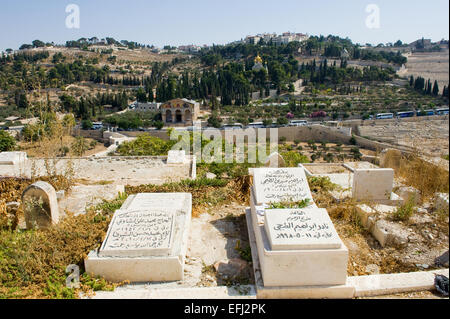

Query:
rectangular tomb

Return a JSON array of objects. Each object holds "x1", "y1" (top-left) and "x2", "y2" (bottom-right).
[
  {"x1": 352, "y1": 168, "x2": 394, "y2": 202},
  {"x1": 249, "y1": 190, "x2": 348, "y2": 287},
  {"x1": 99, "y1": 209, "x2": 176, "y2": 257},
  {"x1": 85, "y1": 193, "x2": 191, "y2": 283},
  {"x1": 248, "y1": 168, "x2": 348, "y2": 288},
  {"x1": 264, "y1": 208, "x2": 342, "y2": 251},
  {"x1": 252, "y1": 167, "x2": 314, "y2": 205}
]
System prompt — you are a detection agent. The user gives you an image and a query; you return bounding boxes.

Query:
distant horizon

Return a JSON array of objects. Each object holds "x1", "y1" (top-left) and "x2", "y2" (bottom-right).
[
  {"x1": 0, "y1": 0, "x2": 449, "y2": 52},
  {"x1": 3, "y1": 31, "x2": 449, "y2": 52}
]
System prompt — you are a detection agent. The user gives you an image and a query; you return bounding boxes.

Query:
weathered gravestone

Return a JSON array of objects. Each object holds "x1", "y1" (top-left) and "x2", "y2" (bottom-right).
[
  {"x1": 99, "y1": 209, "x2": 175, "y2": 257},
  {"x1": 85, "y1": 193, "x2": 192, "y2": 282},
  {"x1": 352, "y1": 168, "x2": 394, "y2": 202},
  {"x1": 397, "y1": 186, "x2": 421, "y2": 205},
  {"x1": 252, "y1": 167, "x2": 314, "y2": 205},
  {"x1": 379, "y1": 148, "x2": 402, "y2": 169},
  {"x1": 22, "y1": 181, "x2": 59, "y2": 229},
  {"x1": 248, "y1": 167, "x2": 349, "y2": 290}
]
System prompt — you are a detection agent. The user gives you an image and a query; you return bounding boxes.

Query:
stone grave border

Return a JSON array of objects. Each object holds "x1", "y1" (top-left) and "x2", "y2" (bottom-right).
[
  {"x1": 85, "y1": 193, "x2": 192, "y2": 283},
  {"x1": 248, "y1": 167, "x2": 349, "y2": 288}
]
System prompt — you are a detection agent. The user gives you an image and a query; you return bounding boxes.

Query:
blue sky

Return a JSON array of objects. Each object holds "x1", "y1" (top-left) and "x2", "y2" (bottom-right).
[{"x1": 0, "y1": 0, "x2": 448, "y2": 51}]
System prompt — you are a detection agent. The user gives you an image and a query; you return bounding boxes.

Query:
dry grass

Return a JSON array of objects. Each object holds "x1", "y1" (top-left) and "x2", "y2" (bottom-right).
[
  {"x1": 308, "y1": 176, "x2": 418, "y2": 276},
  {"x1": 125, "y1": 176, "x2": 251, "y2": 217},
  {"x1": 382, "y1": 150, "x2": 449, "y2": 199},
  {"x1": 0, "y1": 174, "x2": 253, "y2": 298},
  {"x1": 19, "y1": 135, "x2": 104, "y2": 158},
  {"x1": 0, "y1": 207, "x2": 119, "y2": 298},
  {"x1": 404, "y1": 50, "x2": 449, "y2": 91},
  {"x1": 0, "y1": 173, "x2": 123, "y2": 298}
]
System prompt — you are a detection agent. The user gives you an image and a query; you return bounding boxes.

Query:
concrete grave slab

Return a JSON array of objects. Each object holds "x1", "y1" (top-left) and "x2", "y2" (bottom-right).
[
  {"x1": 99, "y1": 209, "x2": 176, "y2": 257},
  {"x1": 252, "y1": 167, "x2": 314, "y2": 205},
  {"x1": 85, "y1": 193, "x2": 191, "y2": 283},
  {"x1": 356, "y1": 204, "x2": 410, "y2": 248},
  {"x1": 397, "y1": 186, "x2": 421, "y2": 205},
  {"x1": 58, "y1": 184, "x2": 125, "y2": 216},
  {"x1": 0, "y1": 151, "x2": 27, "y2": 165},
  {"x1": 26, "y1": 157, "x2": 193, "y2": 186},
  {"x1": 249, "y1": 190, "x2": 348, "y2": 287},
  {"x1": 0, "y1": 151, "x2": 28, "y2": 177},
  {"x1": 352, "y1": 168, "x2": 394, "y2": 202},
  {"x1": 264, "y1": 208, "x2": 342, "y2": 250},
  {"x1": 125, "y1": 193, "x2": 190, "y2": 210},
  {"x1": 245, "y1": 208, "x2": 353, "y2": 298}
]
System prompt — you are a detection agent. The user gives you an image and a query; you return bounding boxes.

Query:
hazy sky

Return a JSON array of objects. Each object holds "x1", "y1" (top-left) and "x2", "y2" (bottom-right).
[{"x1": 0, "y1": 0, "x2": 449, "y2": 51}]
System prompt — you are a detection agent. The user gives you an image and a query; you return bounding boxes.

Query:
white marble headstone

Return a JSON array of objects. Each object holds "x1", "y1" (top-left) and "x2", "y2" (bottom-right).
[
  {"x1": 253, "y1": 168, "x2": 314, "y2": 205},
  {"x1": 99, "y1": 209, "x2": 175, "y2": 257},
  {"x1": 264, "y1": 207, "x2": 342, "y2": 250}
]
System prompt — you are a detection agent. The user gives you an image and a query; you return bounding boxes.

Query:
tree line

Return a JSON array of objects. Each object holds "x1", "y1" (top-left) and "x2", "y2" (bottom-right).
[{"x1": 409, "y1": 75, "x2": 448, "y2": 98}]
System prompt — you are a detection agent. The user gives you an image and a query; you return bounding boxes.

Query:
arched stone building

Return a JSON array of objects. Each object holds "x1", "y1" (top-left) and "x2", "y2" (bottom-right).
[{"x1": 161, "y1": 98, "x2": 200, "y2": 126}]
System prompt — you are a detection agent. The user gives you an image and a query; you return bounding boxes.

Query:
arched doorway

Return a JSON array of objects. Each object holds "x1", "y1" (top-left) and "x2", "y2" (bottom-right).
[
  {"x1": 165, "y1": 110, "x2": 173, "y2": 123},
  {"x1": 175, "y1": 110, "x2": 182, "y2": 123},
  {"x1": 184, "y1": 110, "x2": 192, "y2": 124}
]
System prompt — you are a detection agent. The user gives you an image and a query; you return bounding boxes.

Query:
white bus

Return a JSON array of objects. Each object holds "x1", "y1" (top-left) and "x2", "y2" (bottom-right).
[
  {"x1": 436, "y1": 107, "x2": 449, "y2": 115},
  {"x1": 289, "y1": 120, "x2": 309, "y2": 127},
  {"x1": 92, "y1": 122, "x2": 103, "y2": 130},
  {"x1": 376, "y1": 113, "x2": 394, "y2": 119},
  {"x1": 222, "y1": 123, "x2": 244, "y2": 130},
  {"x1": 247, "y1": 122, "x2": 265, "y2": 128}
]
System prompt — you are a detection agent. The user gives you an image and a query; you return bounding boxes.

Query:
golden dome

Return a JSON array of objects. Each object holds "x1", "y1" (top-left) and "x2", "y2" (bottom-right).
[{"x1": 254, "y1": 54, "x2": 263, "y2": 64}]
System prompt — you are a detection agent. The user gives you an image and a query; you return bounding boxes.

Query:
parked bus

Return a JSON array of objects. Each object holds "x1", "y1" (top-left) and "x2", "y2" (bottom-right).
[
  {"x1": 436, "y1": 107, "x2": 449, "y2": 115},
  {"x1": 416, "y1": 109, "x2": 435, "y2": 116},
  {"x1": 92, "y1": 122, "x2": 103, "y2": 130},
  {"x1": 247, "y1": 122, "x2": 265, "y2": 129},
  {"x1": 376, "y1": 113, "x2": 394, "y2": 119},
  {"x1": 289, "y1": 120, "x2": 309, "y2": 127},
  {"x1": 396, "y1": 111, "x2": 415, "y2": 118},
  {"x1": 222, "y1": 123, "x2": 244, "y2": 130}
]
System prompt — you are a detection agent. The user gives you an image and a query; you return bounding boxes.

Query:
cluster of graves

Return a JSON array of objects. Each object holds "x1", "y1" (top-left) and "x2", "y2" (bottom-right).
[
  {"x1": 81, "y1": 166, "x2": 354, "y2": 297},
  {"x1": 1, "y1": 150, "x2": 449, "y2": 298}
]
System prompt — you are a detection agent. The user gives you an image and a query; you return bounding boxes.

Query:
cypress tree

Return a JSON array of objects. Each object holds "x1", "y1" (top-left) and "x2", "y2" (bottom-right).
[
  {"x1": 432, "y1": 80, "x2": 439, "y2": 96},
  {"x1": 426, "y1": 79, "x2": 432, "y2": 95}
]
